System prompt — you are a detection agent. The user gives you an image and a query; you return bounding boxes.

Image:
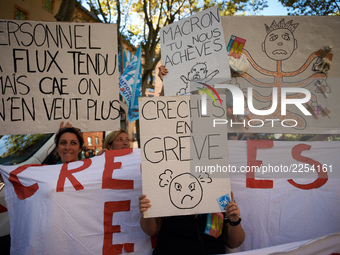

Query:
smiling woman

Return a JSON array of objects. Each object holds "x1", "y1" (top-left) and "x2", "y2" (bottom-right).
[
  {"x1": 54, "y1": 127, "x2": 84, "y2": 163},
  {"x1": 103, "y1": 129, "x2": 130, "y2": 150}
]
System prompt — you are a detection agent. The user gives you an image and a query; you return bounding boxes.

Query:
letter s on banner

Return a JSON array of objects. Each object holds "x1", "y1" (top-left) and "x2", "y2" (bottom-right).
[{"x1": 288, "y1": 144, "x2": 328, "y2": 190}]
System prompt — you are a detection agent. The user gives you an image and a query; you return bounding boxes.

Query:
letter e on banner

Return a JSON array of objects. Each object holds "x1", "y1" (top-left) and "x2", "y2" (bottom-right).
[
  {"x1": 103, "y1": 200, "x2": 133, "y2": 255},
  {"x1": 246, "y1": 140, "x2": 274, "y2": 189},
  {"x1": 102, "y1": 149, "x2": 134, "y2": 189}
]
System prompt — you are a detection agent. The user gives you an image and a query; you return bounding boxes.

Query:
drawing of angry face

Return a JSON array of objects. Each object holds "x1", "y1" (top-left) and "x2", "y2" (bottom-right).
[{"x1": 169, "y1": 173, "x2": 203, "y2": 209}]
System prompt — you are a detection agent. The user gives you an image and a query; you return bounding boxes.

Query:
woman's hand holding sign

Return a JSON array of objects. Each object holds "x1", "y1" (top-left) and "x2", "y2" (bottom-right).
[{"x1": 225, "y1": 191, "x2": 240, "y2": 223}]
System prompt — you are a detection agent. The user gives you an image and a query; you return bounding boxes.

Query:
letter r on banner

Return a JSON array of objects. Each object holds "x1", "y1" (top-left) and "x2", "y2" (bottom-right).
[{"x1": 56, "y1": 159, "x2": 92, "y2": 192}]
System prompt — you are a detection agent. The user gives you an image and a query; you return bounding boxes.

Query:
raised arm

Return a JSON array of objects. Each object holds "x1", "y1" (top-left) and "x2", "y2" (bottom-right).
[{"x1": 224, "y1": 191, "x2": 245, "y2": 248}]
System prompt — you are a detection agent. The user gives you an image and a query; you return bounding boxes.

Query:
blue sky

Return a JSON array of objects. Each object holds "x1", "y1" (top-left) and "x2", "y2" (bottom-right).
[{"x1": 259, "y1": 0, "x2": 289, "y2": 15}]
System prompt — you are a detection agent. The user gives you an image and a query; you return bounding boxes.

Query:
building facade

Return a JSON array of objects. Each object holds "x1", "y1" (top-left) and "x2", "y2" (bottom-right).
[{"x1": 0, "y1": 0, "x2": 101, "y2": 23}]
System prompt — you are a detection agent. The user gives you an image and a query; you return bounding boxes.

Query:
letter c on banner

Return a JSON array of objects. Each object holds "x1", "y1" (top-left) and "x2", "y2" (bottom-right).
[{"x1": 9, "y1": 164, "x2": 42, "y2": 200}]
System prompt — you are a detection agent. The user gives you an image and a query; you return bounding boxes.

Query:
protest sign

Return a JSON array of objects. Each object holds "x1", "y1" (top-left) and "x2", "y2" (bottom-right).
[
  {"x1": 0, "y1": 149, "x2": 152, "y2": 255},
  {"x1": 160, "y1": 6, "x2": 230, "y2": 96},
  {"x1": 0, "y1": 20, "x2": 120, "y2": 135},
  {"x1": 139, "y1": 94, "x2": 230, "y2": 218},
  {"x1": 221, "y1": 16, "x2": 340, "y2": 134}
]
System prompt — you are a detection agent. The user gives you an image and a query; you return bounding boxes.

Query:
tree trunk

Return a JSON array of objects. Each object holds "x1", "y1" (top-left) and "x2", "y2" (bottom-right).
[{"x1": 55, "y1": 0, "x2": 76, "y2": 21}]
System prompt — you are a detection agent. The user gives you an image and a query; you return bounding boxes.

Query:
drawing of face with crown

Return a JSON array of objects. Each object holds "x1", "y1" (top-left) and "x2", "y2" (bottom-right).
[{"x1": 262, "y1": 19, "x2": 298, "y2": 61}]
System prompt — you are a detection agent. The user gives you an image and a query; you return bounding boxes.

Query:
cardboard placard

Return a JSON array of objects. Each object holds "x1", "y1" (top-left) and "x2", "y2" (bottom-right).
[
  {"x1": 161, "y1": 6, "x2": 230, "y2": 96},
  {"x1": 222, "y1": 16, "x2": 340, "y2": 134},
  {"x1": 0, "y1": 20, "x2": 120, "y2": 134},
  {"x1": 139, "y1": 94, "x2": 230, "y2": 218}
]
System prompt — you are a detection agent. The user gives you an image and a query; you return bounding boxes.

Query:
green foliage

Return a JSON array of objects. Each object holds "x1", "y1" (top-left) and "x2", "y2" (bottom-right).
[
  {"x1": 0, "y1": 134, "x2": 45, "y2": 158},
  {"x1": 278, "y1": 0, "x2": 340, "y2": 15}
]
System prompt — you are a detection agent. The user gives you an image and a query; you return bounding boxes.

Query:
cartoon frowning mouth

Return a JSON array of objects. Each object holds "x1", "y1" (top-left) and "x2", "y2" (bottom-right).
[
  {"x1": 272, "y1": 49, "x2": 287, "y2": 55},
  {"x1": 193, "y1": 74, "x2": 200, "y2": 80},
  {"x1": 181, "y1": 195, "x2": 194, "y2": 204}
]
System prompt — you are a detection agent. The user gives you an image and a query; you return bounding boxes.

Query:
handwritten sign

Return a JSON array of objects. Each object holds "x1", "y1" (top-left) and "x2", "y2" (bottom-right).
[
  {"x1": 0, "y1": 20, "x2": 120, "y2": 135},
  {"x1": 139, "y1": 94, "x2": 230, "y2": 218},
  {"x1": 160, "y1": 6, "x2": 230, "y2": 96},
  {"x1": 221, "y1": 16, "x2": 340, "y2": 134}
]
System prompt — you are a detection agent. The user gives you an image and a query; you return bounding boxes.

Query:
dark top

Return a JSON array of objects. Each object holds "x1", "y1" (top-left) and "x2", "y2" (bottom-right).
[{"x1": 153, "y1": 214, "x2": 226, "y2": 255}]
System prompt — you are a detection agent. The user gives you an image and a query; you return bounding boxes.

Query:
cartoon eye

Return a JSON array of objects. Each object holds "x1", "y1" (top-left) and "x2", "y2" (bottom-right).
[
  {"x1": 282, "y1": 33, "x2": 290, "y2": 41},
  {"x1": 269, "y1": 34, "x2": 278, "y2": 41},
  {"x1": 174, "y1": 182, "x2": 182, "y2": 191},
  {"x1": 188, "y1": 182, "x2": 195, "y2": 192}
]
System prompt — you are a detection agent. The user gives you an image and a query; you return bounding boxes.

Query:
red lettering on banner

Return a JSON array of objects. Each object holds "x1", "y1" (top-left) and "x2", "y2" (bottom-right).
[
  {"x1": 0, "y1": 204, "x2": 7, "y2": 213},
  {"x1": 246, "y1": 140, "x2": 274, "y2": 189},
  {"x1": 102, "y1": 149, "x2": 134, "y2": 190},
  {"x1": 103, "y1": 200, "x2": 133, "y2": 255},
  {"x1": 151, "y1": 235, "x2": 157, "y2": 249},
  {"x1": 56, "y1": 159, "x2": 92, "y2": 192},
  {"x1": 123, "y1": 243, "x2": 134, "y2": 252},
  {"x1": 288, "y1": 144, "x2": 328, "y2": 190},
  {"x1": 9, "y1": 164, "x2": 42, "y2": 199}
]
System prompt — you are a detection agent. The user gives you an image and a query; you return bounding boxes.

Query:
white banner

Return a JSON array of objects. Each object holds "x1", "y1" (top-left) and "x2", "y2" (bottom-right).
[
  {"x1": 0, "y1": 149, "x2": 152, "y2": 255},
  {"x1": 227, "y1": 140, "x2": 340, "y2": 251},
  {"x1": 0, "y1": 142, "x2": 340, "y2": 253},
  {"x1": 0, "y1": 20, "x2": 120, "y2": 135}
]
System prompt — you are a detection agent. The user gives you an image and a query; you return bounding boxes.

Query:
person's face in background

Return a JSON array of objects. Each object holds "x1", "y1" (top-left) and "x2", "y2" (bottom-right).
[
  {"x1": 56, "y1": 132, "x2": 82, "y2": 163},
  {"x1": 109, "y1": 132, "x2": 130, "y2": 150},
  {"x1": 239, "y1": 133, "x2": 258, "y2": 140},
  {"x1": 228, "y1": 133, "x2": 238, "y2": 140}
]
